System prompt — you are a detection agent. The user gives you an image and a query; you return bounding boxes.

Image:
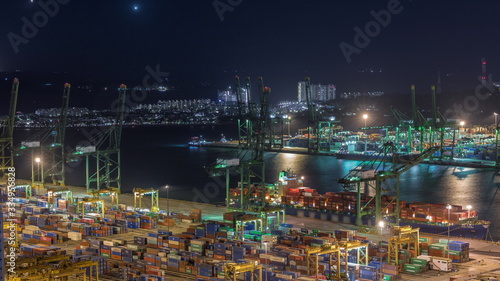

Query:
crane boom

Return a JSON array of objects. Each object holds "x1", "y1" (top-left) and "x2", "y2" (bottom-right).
[
  {"x1": 338, "y1": 142, "x2": 440, "y2": 228},
  {"x1": 0, "y1": 78, "x2": 19, "y2": 178}
]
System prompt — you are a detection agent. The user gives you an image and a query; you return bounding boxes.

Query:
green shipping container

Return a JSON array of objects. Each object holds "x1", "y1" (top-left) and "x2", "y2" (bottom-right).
[
  {"x1": 419, "y1": 237, "x2": 430, "y2": 243},
  {"x1": 410, "y1": 258, "x2": 427, "y2": 266}
]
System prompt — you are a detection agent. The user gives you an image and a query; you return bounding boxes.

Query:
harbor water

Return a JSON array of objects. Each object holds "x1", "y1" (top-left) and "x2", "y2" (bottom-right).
[{"x1": 13, "y1": 125, "x2": 500, "y2": 241}]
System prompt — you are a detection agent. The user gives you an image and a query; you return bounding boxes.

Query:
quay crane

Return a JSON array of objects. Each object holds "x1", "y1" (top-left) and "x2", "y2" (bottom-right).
[
  {"x1": 338, "y1": 142, "x2": 439, "y2": 230},
  {"x1": 304, "y1": 77, "x2": 337, "y2": 153},
  {"x1": 68, "y1": 84, "x2": 127, "y2": 195},
  {"x1": 0, "y1": 79, "x2": 19, "y2": 179},
  {"x1": 16, "y1": 83, "x2": 71, "y2": 189},
  {"x1": 206, "y1": 77, "x2": 285, "y2": 228}
]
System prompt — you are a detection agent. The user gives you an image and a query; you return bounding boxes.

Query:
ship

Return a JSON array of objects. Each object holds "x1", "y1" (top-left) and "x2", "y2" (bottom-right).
[{"x1": 276, "y1": 170, "x2": 491, "y2": 240}]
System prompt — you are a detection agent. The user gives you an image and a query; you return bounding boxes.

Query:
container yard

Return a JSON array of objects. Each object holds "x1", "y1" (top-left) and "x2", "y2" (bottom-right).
[{"x1": 2, "y1": 182, "x2": 500, "y2": 281}]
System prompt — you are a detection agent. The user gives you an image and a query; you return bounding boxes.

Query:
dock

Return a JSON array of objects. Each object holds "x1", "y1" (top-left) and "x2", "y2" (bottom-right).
[{"x1": 4, "y1": 180, "x2": 500, "y2": 281}]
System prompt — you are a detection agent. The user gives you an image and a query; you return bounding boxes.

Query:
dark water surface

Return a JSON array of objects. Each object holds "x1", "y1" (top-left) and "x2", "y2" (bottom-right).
[{"x1": 13, "y1": 126, "x2": 500, "y2": 240}]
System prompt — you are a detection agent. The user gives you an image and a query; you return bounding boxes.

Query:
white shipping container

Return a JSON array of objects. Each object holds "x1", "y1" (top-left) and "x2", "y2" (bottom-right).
[
  {"x1": 68, "y1": 232, "x2": 82, "y2": 241},
  {"x1": 21, "y1": 141, "x2": 40, "y2": 148},
  {"x1": 275, "y1": 273, "x2": 292, "y2": 280},
  {"x1": 259, "y1": 254, "x2": 272, "y2": 259},
  {"x1": 269, "y1": 256, "x2": 286, "y2": 263},
  {"x1": 76, "y1": 146, "x2": 96, "y2": 153},
  {"x1": 127, "y1": 244, "x2": 139, "y2": 250},
  {"x1": 103, "y1": 241, "x2": 116, "y2": 246}
]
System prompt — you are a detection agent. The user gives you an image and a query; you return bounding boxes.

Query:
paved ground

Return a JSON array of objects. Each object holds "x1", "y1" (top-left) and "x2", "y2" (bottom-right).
[{"x1": 5, "y1": 181, "x2": 500, "y2": 281}]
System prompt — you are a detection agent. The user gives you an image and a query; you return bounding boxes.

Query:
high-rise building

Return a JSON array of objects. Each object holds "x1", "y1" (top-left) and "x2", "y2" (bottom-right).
[
  {"x1": 297, "y1": 82, "x2": 336, "y2": 102},
  {"x1": 217, "y1": 87, "x2": 248, "y2": 105}
]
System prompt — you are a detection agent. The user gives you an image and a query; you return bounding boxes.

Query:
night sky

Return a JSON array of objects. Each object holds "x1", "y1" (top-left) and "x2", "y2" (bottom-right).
[{"x1": 1, "y1": 0, "x2": 500, "y2": 104}]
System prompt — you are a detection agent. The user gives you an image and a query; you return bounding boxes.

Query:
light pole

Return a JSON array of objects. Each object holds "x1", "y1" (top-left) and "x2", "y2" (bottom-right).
[
  {"x1": 363, "y1": 114, "x2": 368, "y2": 152},
  {"x1": 466, "y1": 205, "x2": 472, "y2": 219},
  {"x1": 165, "y1": 185, "x2": 170, "y2": 231},
  {"x1": 459, "y1": 121, "x2": 465, "y2": 136},
  {"x1": 288, "y1": 116, "x2": 291, "y2": 136},
  {"x1": 494, "y1": 114, "x2": 499, "y2": 165},
  {"x1": 35, "y1": 157, "x2": 41, "y2": 185},
  {"x1": 446, "y1": 204, "x2": 452, "y2": 258},
  {"x1": 378, "y1": 221, "x2": 385, "y2": 235}
]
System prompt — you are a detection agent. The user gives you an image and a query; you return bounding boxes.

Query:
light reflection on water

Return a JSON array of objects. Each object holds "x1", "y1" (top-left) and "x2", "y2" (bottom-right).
[
  {"x1": 13, "y1": 127, "x2": 500, "y2": 241},
  {"x1": 261, "y1": 152, "x2": 500, "y2": 241}
]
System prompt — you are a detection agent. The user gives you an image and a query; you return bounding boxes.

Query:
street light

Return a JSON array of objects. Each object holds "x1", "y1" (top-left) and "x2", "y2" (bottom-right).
[
  {"x1": 363, "y1": 114, "x2": 368, "y2": 128},
  {"x1": 466, "y1": 205, "x2": 472, "y2": 218},
  {"x1": 165, "y1": 185, "x2": 170, "y2": 231},
  {"x1": 446, "y1": 204, "x2": 452, "y2": 258},
  {"x1": 378, "y1": 221, "x2": 385, "y2": 235},
  {"x1": 35, "y1": 157, "x2": 41, "y2": 184},
  {"x1": 494, "y1": 114, "x2": 499, "y2": 165}
]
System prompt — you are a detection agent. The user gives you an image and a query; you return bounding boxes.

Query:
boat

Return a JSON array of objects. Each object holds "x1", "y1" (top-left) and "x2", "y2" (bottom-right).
[
  {"x1": 276, "y1": 170, "x2": 491, "y2": 240},
  {"x1": 335, "y1": 150, "x2": 423, "y2": 163}
]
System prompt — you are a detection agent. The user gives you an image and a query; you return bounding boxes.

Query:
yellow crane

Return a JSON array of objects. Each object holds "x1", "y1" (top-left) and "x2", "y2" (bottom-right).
[
  {"x1": 8, "y1": 257, "x2": 99, "y2": 281},
  {"x1": 387, "y1": 225, "x2": 420, "y2": 270},
  {"x1": 89, "y1": 187, "x2": 120, "y2": 206},
  {"x1": 47, "y1": 187, "x2": 73, "y2": 208},
  {"x1": 305, "y1": 241, "x2": 369, "y2": 280},
  {"x1": 77, "y1": 198, "x2": 104, "y2": 217},
  {"x1": 133, "y1": 188, "x2": 159, "y2": 212},
  {"x1": 224, "y1": 262, "x2": 262, "y2": 281}
]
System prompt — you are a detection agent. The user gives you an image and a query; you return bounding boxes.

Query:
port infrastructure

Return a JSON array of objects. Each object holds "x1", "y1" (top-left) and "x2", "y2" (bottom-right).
[
  {"x1": 16, "y1": 83, "x2": 71, "y2": 188},
  {"x1": 207, "y1": 77, "x2": 285, "y2": 228},
  {"x1": 305, "y1": 77, "x2": 339, "y2": 153},
  {"x1": 68, "y1": 84, "x2": 127, "y2": 194},
  {"x1": 338, "y1": 142, "x2": 439, "y2": 230},
  {"x1": 89, "y1": 187, "x2": 120, "y2": 206},
  {"x1": 0, "y1": 79, "x2": 19, "y2": 179},
  {"x1": 47, "y1": 186, "x2": 73, "y2": 208},
  {"x1": 133, "y1": 188, "x2": 159, "y2": 212},
  {"x1": 224, "y1": 262, "x2": 263, "y2": 281}
]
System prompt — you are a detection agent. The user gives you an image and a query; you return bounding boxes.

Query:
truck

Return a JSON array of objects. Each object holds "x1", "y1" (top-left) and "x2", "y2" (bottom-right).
[{"x1": 417, "y1": 255, "x2": 452, "y2": 272}]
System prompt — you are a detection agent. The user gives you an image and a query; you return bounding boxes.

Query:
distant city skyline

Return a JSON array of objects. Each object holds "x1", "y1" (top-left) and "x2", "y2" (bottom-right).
[{"x1": 1, "y1": 1, "x2": 499, "y2": 104}]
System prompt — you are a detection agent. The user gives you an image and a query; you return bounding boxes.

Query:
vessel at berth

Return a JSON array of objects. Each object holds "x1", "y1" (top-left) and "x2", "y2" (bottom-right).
[{"x1": 276, "y1": 170, "x2": 491, "y2": 240}]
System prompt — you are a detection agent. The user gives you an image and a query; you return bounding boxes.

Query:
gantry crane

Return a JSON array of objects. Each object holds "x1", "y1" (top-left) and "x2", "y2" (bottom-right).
[
  {"x1": 90, "y1": 187, "x2": 120, "y2": 206},
  {"x1": 411, "y1": 85, "x2": 459, "y2": 160},
  {"x1": 305, "y1": 77, "x2": 335, "y2": 153},
  {"x1": 224, "y1": 262, "x2": 262, "y2": 281},
  {"x1": 305, "y1": 241, "x2": 369, "y2": 281},
  {"x1": 234, "y1": 76, "x2": 253, "y2": 149},
  {"x1": 9, "y1": 257, "x2": 99, "y2": 281},
  {"x1": 46, "y1": 187, "x2": 73, "y2": 208},
  {"x1": 268, "y1": 114, "x2": 284, "y2": 149},
  {"x1": 0, "y1": 78, "x2": 19, "y2": 179},
  {"x1": 133, "y1": 188, "x2": 159, "y2": 212},
  {"x1": 16, "y1": 83, "x2": 71, "y2": 188},
  {"x1": 77, "y1": 198, "x2": 104, "y2": 217},
  {"x1": 206, "y1": 78, "x2": 285, "y2": 228},
  {"x1": 338, "y1": 142, "x2": 439, "y2": 230},
  {"x1": 69, "y1": 84, "x2": 127, "y2": 194},
  {"x1": 387, "y1": 225, "x2": 420, "y2": 269}
]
